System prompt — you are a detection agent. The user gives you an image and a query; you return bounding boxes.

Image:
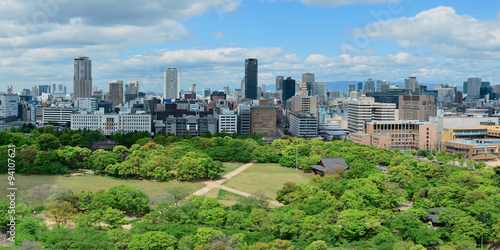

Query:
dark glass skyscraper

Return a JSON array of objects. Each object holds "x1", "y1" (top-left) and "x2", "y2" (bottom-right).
[
  {"x1": 244, "y1": 58, "x2": 258, "y2": 99},
  {"x1": 282, "y1": 77, "x2": 295, "y2": 102}
]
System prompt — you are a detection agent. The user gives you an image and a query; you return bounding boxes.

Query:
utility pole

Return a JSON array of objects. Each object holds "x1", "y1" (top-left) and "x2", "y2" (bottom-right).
[{"x1": 296, "y1": 143, "x2": 298, "y2": 171}]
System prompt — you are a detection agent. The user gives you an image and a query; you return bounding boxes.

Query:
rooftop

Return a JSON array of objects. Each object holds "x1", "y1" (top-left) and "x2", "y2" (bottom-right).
[{"x1": 449, "y1": 139, "x2": 500, "y2": 145}]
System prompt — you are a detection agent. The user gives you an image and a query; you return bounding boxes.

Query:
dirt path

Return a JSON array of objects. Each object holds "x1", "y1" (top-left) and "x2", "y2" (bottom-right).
[{"x1": 190, "y1": 163, "x2": 283, "y2": 207}]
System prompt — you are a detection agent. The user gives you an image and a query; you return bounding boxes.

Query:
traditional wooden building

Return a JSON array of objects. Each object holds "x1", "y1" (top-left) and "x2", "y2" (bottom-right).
[{"x1": 310, "y1": 158, "x2": 350, "y2": 176}]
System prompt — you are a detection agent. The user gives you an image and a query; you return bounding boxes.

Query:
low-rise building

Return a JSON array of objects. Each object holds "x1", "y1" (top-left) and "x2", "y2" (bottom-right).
[
  {"x1": 162, "y1": 114, "x2": 217, "y2": 136},
  {"x1": 43, "y1": 108, "x2": 74, "y2": 126},
  {"x1": 289, "y1": 112, "x2": 318, "y2": 139},
  {"x1": 71, "y1": 114, "x2": 152, "y2": 135},
  {"x1": 350, "y1": 120, "x2": 438, "y2": 151},
  {"x1": 250, "y1": 106, "x2": 276, "y2": 136},
  {"x1": 445, "y1": 139, "x2": 500, "y2": 161}
]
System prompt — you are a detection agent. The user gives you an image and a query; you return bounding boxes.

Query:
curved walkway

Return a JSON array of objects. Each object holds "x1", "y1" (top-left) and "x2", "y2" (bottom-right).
[{"x1": 191, "y1": 162, "x2": 283, "y2": 207}]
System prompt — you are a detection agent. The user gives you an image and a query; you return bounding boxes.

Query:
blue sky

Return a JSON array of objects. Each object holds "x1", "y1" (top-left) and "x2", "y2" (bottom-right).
[{"x1": 1, "y1": 0, "x2": 500, "y2": 93}]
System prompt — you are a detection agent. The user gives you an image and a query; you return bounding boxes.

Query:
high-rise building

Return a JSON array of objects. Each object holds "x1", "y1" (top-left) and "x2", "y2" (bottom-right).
[
  {"x1": 244, "y1": 58, "x2": 258, "y2": 99},
  {"x1": 302, "y1": 73, "x2": 315, "y2": 84},
  {"x1": 364, "y1": 78, "x2": 375, "y2": 93},
  {"x1": 466, "y1": 77, "x2": 481, "y2": 98},
  {"x1": 349, "y1": 84, "x2": 356, "y2": 93},
  {"x1": 463, "y1": 81, "x2": 468, "y2": 94},
  {"x1": 312, "y1": 82, "x2": 325, "y2": 100},
  {"x1": 204, "y1": 88, "x2": 211, "y2": 98},
  {"x1": 291, "y1": 95, "x2": 318, "y2": 115},
  {"x1": 357, "y1": 82, "x2": 363, "y2": 91},
  {"x1": 108, "y1": 80, "x2": 124, "y2": 107},
  {"x1": 164, "y1": 68, "x2": 180, "y2": 100},
  {"x1": 52, "y1": 84, "x2": 56, "y2": 94},
  {"x1": 190, "y1": 84, "x2": 197, "y2": 93},
  {"x1": 125, "y1": 81, "x2": 139, "y2": 103},
  {"x1": 73, "y1": 57, "x2": 92, "y2": 99},
  {"x1": 347, "y1": 98, "x2": 397, "y2": 134},
  {"x1": 0, "y1": 94, "x2": 18, "y2": 122},
  {"x1": 282, "y1": 77, "x2": 296, "y2": 102},
  {"x1": 276, "y1": 76, "x2": 284, "y2": 92},
  {"x1": 38, "y1": 85, "x2": 51, "y2": 95},
  {"x1": 250, "y1": 106, "x2": 276, "y2": 135},
  {"x1": 404, "y1": 76, "x2": 419, "y2": 92},
  {"x1": 398, "y1": 95, "x2": 436, "y2": 122},
  {"x1": 455, "y1": 91, "x2": 464, "y2": 104},
  {"x1": 238, "y1": 105, "x2": 251, "y2": 135}
]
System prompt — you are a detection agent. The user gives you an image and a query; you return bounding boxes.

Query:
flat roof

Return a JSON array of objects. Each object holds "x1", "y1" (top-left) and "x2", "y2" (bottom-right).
[{"x1": 449, "y1": 139, "x2": 500, "y2": 145}]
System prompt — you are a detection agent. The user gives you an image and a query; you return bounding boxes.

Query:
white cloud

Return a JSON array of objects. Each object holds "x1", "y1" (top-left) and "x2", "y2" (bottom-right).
[
  {"x1": 360, "y1": 6, "x2": 500, "y2": 59},
  {"x1": 296, "y1": 0, "x2": 400, "y2": 8},
  {"x1": 211, "y1": 32, "x2": 225, "y2": 39}
]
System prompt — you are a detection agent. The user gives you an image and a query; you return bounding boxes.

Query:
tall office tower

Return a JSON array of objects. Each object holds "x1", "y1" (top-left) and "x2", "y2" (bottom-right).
[
  {"x1": 295, "y1": 80, "x2": 302, "y2": 93},
  {"x1": 493, "y1": 85, "x2": 500, "y2": 100},
  {"x1": 302, "y1": 73, "x2": 315, "y2": 84},
  {"x1": 164, "y1": 68, "x2": 180, "y2": 100},
  {"x1": 349, "y1": 84, "x2": 356, "y2": 93},
  {"x1": 381, "y1": 81, "x2": 389, "y2": 92},
  {"x1": 276, "y1": 76, "x2": 284, "y2": 92},
  {"x1": 357, "y1": 82, "x2": 363, "y2": 91},
  {"x1": 38, "y1": 85, "x2": 51, "y2": 95},
  {"x1": 73, "y1": 57, "x2": 92, "y2": 99},
  {"x1": 52, "y1": 84, "x2": 56, "y2": 94},
  {"x1": 244, "y1": 58, "x2": 258, "y2": 99},
  {"x1": 108, "y1": 80, "x2": 124, "y2": 107},
  {"x1": 241, "y1": 78, "x2": 246, "y2": 98},
  {"x1": 223, "y1": 85, "x2": 229, "y2": 95},
  {"x1": 313, "y1": 82, "x2": 325, "y2": 100},
  {"x1": 376, "y1": 80, "x2": 383, "y2": 92},
  {"x1": 364, "y1": 78, "x2": 375, "y2": 93},
  {"x1": 463, "y1": 81, "x2": 468, "y2": 94},
  {"x1": 261, "y1": 84, "x2": 266, "y2": 94},
  {"x1": 466, "y1": 77, "x2": 482, "y2": 98},
  {"x1": 204, "y1": 88, "x2": 211, "y2": 98},
  {"x1": 58, "y1": 84, "x2": 64, "y2": 92},
  {"x1": 64, "y1": 86, "x2": 67, "y2": 94},
  {"x1": 190, "y1": 84, "x2": 197, "y2": 93},
  {"x1": 124, "y1": 80, "x2": 139, "y2": 103},
  {"x1": 404, "y1": 76, "x2": 419, "y2": 92},
  {"x1": 291, "y1": 95, "x2": 318, "y2": 115},
  {"x1": 282, "y1": 77, "x2": 296, "y2": 102},
  {"x1": 480, "y1": 82, "x2": 492, "y2": 99}
]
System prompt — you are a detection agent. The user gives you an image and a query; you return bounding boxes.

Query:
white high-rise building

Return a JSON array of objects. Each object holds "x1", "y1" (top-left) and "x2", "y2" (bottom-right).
[
  {"x1": 404, "y1": 76, "x2": 419, "y2": 92},
  {"x1": 164, "y1": 68, "x2": 180, "y2": 100}
]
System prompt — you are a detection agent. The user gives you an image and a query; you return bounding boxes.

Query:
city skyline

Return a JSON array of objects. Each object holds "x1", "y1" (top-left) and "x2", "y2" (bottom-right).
[{"x1": 1, "y1": 0, "x2": 500, "y2": 92}]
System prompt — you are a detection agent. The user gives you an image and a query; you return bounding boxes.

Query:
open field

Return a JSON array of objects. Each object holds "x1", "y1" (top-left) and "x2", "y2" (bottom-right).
[
  {"x1": 0, "y1": 174, "x2": 205, "y2": 201},
  {"x1": 202, "y1": 188, "x2": 243, "y2": 207},
  {"x1": 222, "y1": 163, "x2": 312, "y2": 199},
  {"x1": 219, "y1": 162, "x2": 245, "y2": 176}
]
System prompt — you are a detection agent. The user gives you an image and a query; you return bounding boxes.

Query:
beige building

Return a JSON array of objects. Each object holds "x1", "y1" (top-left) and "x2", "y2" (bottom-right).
[
  {"x1": 347, "y1": 97, "x2": 397, "y2": 134},
  {"x1": 108, "y1": 80, "x2": 124, "y2": 107},
  {"x1": 250, "y1": 106, "x2": 276, "y2": 136},
  {"x1": 351, "y1": 120, "x2": 438, "y2": 151},
  {"x1": 290, "y1": 94, "x2": 318, "y2": 115},
  {"x1": 445, "y1": 139, "x2": 500, "y2": 161},
  {"x1": 399, "y1": 95, "x2": 436, "y2": 121}
]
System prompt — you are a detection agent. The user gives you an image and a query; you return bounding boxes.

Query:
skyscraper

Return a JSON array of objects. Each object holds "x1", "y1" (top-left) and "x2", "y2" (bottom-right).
[
  {"x1": 349, "y1": 84, "x2": 356, "y2": 93},
  {"x1": 466, "y1": 77, "x2": 482, "y2": 98},
  {"x1": 109, "y1": 80, "x2": 123, "y2": 107},
  {"x1": 38, "y1": 85, "x2": 51, "y2": 95},
  {"x1": 244, "y1": 58, "x2": 258, "y2": 99},
  {"x1": 302, "y1": 73, "x2": 315, "y2": 84},
  {"x1": 276, "y1": 76, "x2": 284, "y2": 92},
  {"x1": 404, "y1": 76, "x2": 419, "y2": 92},
  {"x1": 125, "y1": 80, "x2": 139, "y2": 103},
  {"x1": 364, "y1": 78, "x2": 375, "y2": 93},
  {"x1": 204, "y1": 88, "x2": 211, "y2": 98},
  {"x1": 164, "y1": 68, "x2": 180, "y2": 100},
  {"x1": 73, "y1": 57, "x2": 92, "y2": 99},
  {"x1": 282, "y1": 77, "x2": 295, "y2": 102}
]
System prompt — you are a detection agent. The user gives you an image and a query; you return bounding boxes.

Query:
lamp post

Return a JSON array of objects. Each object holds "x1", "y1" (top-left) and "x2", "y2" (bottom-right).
[{"x1": 296, "y1": 143, "x2": 298, "y2": 171}]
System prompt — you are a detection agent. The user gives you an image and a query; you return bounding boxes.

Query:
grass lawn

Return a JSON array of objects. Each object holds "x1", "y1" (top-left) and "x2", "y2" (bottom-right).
[
  {"x1": 0, "y1": 174, "x2": 205, "y2": 201},
  {"x1": 202, "y1": 188, "x2": 244, "y2": 207},
  {"x1": 219, "y1": 162, "x2": 245, "y2": 176},
  {"x1": 223, "y1": 163, "x2": 312, "y2": 199}
]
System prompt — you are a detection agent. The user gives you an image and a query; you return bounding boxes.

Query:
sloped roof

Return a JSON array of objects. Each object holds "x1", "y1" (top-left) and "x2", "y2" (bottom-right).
[
  {"x1": 310, "y1": 165, "x2": 326, "y2": 172},
  {"x1": 320, "y1": 158, "x2": 350, "y2": 170}
]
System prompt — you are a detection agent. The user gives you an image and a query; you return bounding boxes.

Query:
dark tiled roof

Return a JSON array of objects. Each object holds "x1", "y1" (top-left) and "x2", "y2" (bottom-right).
[
  {"x1": 320, "y1": 158, "x2": 350, "y2": 170},
  {"x1": 310, "y1": 165, "x2": 326, "y2": 172}
]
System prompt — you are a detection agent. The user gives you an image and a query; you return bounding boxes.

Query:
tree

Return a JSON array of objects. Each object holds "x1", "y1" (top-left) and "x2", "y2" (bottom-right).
[
  {"x1": 107, "y1": 185, "x2": 149, "y2": 215},
  {"x1": 305, "y1": 240, "x2": 328, "y2": 250},
  {"x1": 36, "y1": 134, "x2": 60, "y2": 150},
  {"x1": 43, "y1": 201, "x2": 77, "y2": 226}
]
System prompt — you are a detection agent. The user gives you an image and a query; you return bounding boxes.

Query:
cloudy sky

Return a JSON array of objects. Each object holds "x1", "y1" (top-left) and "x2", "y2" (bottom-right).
[{"x1": 2, "y1": 0, "x2": 500, "y2": 94}]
